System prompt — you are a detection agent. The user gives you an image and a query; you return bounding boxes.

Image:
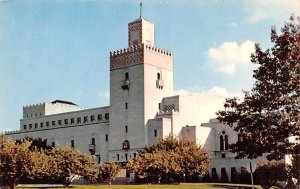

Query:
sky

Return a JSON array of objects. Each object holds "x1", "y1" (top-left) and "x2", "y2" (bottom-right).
[{"x1": 0, "y1": 0, "x2": 299, "y2": 132}]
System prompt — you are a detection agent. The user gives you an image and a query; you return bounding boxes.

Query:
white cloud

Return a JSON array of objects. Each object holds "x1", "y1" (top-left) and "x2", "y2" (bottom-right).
[
  {"x1": 98, "y1": 90, "x2": 110, "y2": 100},
  {"x1": 174, "y1": 86, "x2": 244, "y2": 122},
  {"x1": 208, "y1": 40, "x2": 255, "y2": 74},
  {"x1": 245, "y1": 0, "x2": 300, "y2": 23}
]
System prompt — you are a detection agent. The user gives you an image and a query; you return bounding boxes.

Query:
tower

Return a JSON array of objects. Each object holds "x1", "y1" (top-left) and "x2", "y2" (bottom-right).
[{"x1": 108, "y1": 16, "x2": 173, "y2": 162}]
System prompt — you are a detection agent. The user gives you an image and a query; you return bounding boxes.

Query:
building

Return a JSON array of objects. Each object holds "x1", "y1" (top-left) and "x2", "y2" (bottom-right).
[{"x1": 5, "y1": 14, "x2": 263, "y2": 182}]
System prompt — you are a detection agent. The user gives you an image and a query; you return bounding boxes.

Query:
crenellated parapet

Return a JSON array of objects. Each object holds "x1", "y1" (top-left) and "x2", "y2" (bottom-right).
[
  {"x1": 110, "y1": 43, "x2": 172, "y2": 71},
  {"x1": 5, "y1": 130, "x2": 20, "y2": 134},
  {"x1": 23, "y1": 103, "x2": 45, "y2": 109}
]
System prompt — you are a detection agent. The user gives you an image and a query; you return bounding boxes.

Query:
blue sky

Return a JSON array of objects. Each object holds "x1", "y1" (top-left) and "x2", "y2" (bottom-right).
[{"x1": 0, "y1": 0, "x2": 299, "y2": 132}]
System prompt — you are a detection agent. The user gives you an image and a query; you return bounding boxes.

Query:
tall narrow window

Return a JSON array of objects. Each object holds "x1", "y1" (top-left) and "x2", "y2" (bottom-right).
[
  {"x1": 117, "y1": 154, "x2": 120, "y2": 161},
  {"x1": 225, "y1": 135, "x2": 229, "y2": 150},
  {"x1": 90, "y1": 115, "x2": 95, "y2": 122},
  {"x1": 125, "y1": 126, "x2": 128, "y2": 133},
  {"x1": 58, "y1": 120, "x2": 62, "y2": 125},
  {"x1": 70, "y1": 118, "x2": 74, "y2": 124},
  {"x1": 125, "y1": 102, "x2": 128, "y2": 109},
  {"x1": 220, "y1": 135, "x2": 224, "y2": 151},
  {"x1": 71, "y1": 140, "x2": 75, "y2": 148},
  {"x1": 77, "y1": 117, "x2": 81, "y2": 124},
  {"x1": 157, "y1": 73, "x2": 161, "y2": 80},
  {"x1": 35, "y1": 123, "x2": 38, "y2": 129},
  {"x1": 92, "y1": 138, "x2": 95, "y2": 145},
  {"x1": 105, "y1": 134, "x2": 108, "y2": 142},
  {"x1": 23, "y1": 125, "x2": 27, "y2": 130},
  {"x1": 98, "y1": 114, "x2": 102, "y2": 121},
  {"x1": 64, "y1": 119, "x2": 68, "y2": 125},
  {"x1": 125, "y1": 72, "x2": 129, "y2": 80},
  {"x1": 158, "y1": 103, "x2": 161, "y2": 110},
  {"x1": 98, "y1": 156, "x2": 101, "y2": 164},
  {"x1": 40, "y1": 123, "x2": 43, "y2": 128},
  {"x1": 52, "y1": 142, "x2": 55, "y2": 148},
  {"x1": 125, "y1": 153, "x2": 128, "y2": 161},
  {"x1": 46, "y1": 122, "x2": 49, "y2": 127},
  {"x1": 154, "y1": 129, "x2": 158, "y2": 137},
  {"x1": 29, "y1": 124, "x2": 32, "y2": 129}
]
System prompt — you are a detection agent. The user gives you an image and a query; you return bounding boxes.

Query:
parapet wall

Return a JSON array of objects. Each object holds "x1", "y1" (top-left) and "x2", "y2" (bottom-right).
[{"x1": 110, "y1": 44, "x2": 172, "y2": 71}]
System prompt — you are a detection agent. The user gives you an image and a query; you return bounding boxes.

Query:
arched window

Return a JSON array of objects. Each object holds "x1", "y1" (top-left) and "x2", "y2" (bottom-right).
[
  {"x1": 220, "y1": 135, "x2": 224, "y2": 151},
  {"x1": 122, "y1": 140, "x2": 130, "y2": 150},
  {"x1": 157, "y1": 73, "x2": 161, "y2": 80},
  {"x1": 125, "y1": 72, "x2": 129, "y2": 80},
  {"x1": 225, "y1": 135, "x2": 228, "y2": 150},
  {"x1": 220, "y1": 131, "x2": 229, "y2": 151}
]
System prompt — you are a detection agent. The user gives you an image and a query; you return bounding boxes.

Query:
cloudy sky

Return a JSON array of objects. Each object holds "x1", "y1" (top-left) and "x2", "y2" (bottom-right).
[{"x1": 0, "y1": 0, "x2": 299, "y2": 132}]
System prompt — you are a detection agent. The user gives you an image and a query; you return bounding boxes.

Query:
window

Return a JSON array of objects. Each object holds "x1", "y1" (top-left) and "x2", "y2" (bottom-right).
[
  {"x1": 117, "y1": 154, "x2": 120, "y2": 161},
  {"x1": 90, "y1": 115, "x2": 95, "y2": 122},
  {"x1": 64, "y1": 119, "x2": 68, "y2": 125},
  {"x1": 98, "y1": 156, "x2": 101, "y2": 164},
  {"x1": 84, "y1": 116, "x2": 88, "y2": 123},
  {"x1": 40, "y1": 122, "x2": 43, "y2": 128},
  {"x1": 52, "y1": 142, "x2": 55, "y2": 148},
  {"x1": 71, "y1": 140, "x2": 75, "y2": 148},
  {"x1": 125, "y1": 126, "x2": 128, "y2": 133},
  {"x1": 125, "y1": 102, "x2": 128, "y2": 109},
  {"x1": 225, "y1": 135, "x2": 229, "y2": 150},
  {"x1": 220, "y1": 135, "x2": 224, "y2": 151},
  {"x1": 157, "y1": 72, "x2": 161, "y2": 80},
  {"x1": 46, "y1": 122, "x2": 49, "y2": 127},
  {"x1": 122, "y1": 140, "x2": 130, "y2": 150},
  {"x1": 154, "y1": 129, "x2": 158, "y2": 137},
  {"x1": 52, "y1": 121, "x2": 55, "y2": 126},
  {"x1": 125, "y1": 72, "x2": 129, "y2": 80},
  {"x1": 98, "y1": 114, "x2": 102, "y2": 121},
  {"x1": 71, "y1": 118, "x2": 74, "y2": 124},
  {"x1": 133, "y1": 153, "x2": 137, "y2": 158},
  {"x1": 105, "y1": 134, "x2": 108, "y2": 141},
  {"x1": 158, "y1": 103, "x2": 161, "y2": 110},
  {"x1": 29, "y1": 124, "x2": 32, "y2": 129},
  {"x1": 105, "y1": 113, "x2": 109, "y2": 120},
  {"x1": 58, "y1": 120, "x2": 62, "y2": 125},
  {"x1": 77, "y1": 117, "x2": 81, "y2": 124},
  {"x1": 24, "y1": 125, "x2": 27, "y2": 130},
  {"x1": 35, "y1": 123, "x2": 38, "y2": 129},
  {"x1": 125, "y1": 153, "x2": 128, "y2": 161},
  {"x1": 221, "y1": 153, "x2": 226, "y2": 158},
  {"x1": 220, "y1": 131, "x2": 229, "y2": 151},
  {"x1": 91, "y1": 138, "x2": 95, "y2": 145}
]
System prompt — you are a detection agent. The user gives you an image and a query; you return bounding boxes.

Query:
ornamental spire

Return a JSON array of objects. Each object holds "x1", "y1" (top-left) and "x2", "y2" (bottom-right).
[{"x1": 140, "y1": 2, "x2": 143, "y2": 18}]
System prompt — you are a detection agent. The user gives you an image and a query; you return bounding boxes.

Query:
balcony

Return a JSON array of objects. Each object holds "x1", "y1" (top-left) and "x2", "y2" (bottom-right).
[
  {"x1": 156, "y1": 79, "x2": 164, "y2": 89},
  {"x1": 122, "y1": 80, "x2": 130, "y2": 90},
  {"x1": 88, "y1": 144, "x2": 96, "y2": 155}
]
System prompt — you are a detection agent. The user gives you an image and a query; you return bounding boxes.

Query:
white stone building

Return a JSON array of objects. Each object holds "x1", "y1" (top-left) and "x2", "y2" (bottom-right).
[{"x1": 5, "y1": 15, "x2": 263, "y2": 182}]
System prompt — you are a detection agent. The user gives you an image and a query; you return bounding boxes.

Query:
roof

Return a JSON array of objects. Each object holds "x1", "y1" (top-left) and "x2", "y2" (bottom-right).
[{"x1": 51, "y1": 100, "x2": 78, "y2": 106}]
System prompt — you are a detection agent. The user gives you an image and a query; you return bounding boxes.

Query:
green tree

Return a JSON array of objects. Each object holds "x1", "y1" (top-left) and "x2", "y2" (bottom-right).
[
  {"x1": 98, "y1": 161, "x2": 120, "y2": 186},
  {"x1": 0, "y1": 138, "x2": 49, "y2": 189},
  {"x1": 254, "y1": 160, "x2": 287, "y2": 187},
  {"x1": 126, "y1": 136, "x2": 210, "y2": 183},
  {"x1": 217, "y1": 15, "x2": 300, "y2": 160},
  {"x1": 48, "y1": 145, "x2": 97, "y2": 187}
]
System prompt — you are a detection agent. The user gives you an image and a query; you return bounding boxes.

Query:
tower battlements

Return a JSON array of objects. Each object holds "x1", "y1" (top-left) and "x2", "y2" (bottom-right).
[
  {"x1": 110, "y1": 44, "x2": 172, "y2": 71},
  {"x1": 110, "y1": 44, "x2": 172, "y2": 58}
]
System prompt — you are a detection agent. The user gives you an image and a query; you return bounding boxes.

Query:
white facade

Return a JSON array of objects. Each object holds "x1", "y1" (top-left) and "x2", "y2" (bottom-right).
[{"x1": 5, "y1": 16, "x2": 263, "y2": 181}]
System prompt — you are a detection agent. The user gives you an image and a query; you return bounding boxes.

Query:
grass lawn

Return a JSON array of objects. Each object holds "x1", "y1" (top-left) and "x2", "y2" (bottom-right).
[{"x1": 18, "y1": 183, "x2": 263, "y2": 189}]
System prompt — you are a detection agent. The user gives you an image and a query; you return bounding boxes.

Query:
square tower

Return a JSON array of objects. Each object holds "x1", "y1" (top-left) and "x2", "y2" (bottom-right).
[
  {"x1": 128, "y1": 18, "x2": 154, "y2": 47},
  {"x1": 108, "y1": 17, "x2": 173, "y2": 162}
]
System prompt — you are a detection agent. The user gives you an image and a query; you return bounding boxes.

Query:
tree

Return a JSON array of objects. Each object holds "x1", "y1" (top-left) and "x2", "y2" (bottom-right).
[
  {"x1": 0, "y1": 138, "x2": 49, "y2": 189},
  {"x1": 217, "y1": 15, "x2": 300, "y2": 160},
  {"x1": 254, "y1": 160, "x2": 287, "y2": 187},
  {"x1": 98, "y1": 161, "x2": 120, "y2": 186},
  {"x1": 126, "y1": 136, "x2": 210, "y2": 184},
  {"x1": 48, "y1": 145, "x2": 97, "y2": 187}
]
